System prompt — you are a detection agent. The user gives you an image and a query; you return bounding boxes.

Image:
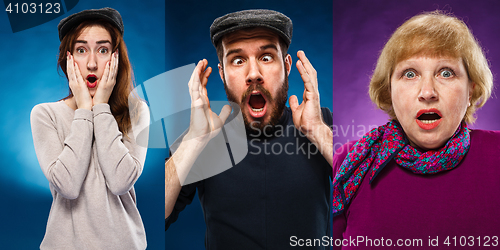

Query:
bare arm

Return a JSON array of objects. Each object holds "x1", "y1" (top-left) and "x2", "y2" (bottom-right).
[
  {"x1": 165, "y1": 137, "x2": 206, "y2": 218},
  {"x1": 165, "y1": 59, "x2": 231, "y2": 218},
  {"x1": 165, "y1": 158, "x2": 181, "y2": 219},
  {"x1": 307, "y1": 123, "x2": 333, "y2": 166}
]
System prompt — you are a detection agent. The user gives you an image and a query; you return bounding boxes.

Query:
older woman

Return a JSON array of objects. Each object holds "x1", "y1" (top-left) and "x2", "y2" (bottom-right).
[
  {"x1": 30, "y1": 8, "x2": 149, "y2": 249},
  {"x1": 332, "y1": 11, "x2": 499, "y2": 248}
]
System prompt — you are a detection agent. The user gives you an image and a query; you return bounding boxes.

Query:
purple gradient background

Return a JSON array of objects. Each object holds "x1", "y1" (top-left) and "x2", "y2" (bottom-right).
[{"x1": 333, "y1": 0, "x2": 500, "y2": 151}]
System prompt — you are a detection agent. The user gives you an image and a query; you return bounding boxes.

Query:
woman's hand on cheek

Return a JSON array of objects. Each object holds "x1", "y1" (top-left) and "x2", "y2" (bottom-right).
[
  {"x1": 67, "y1": 52, "x2": 92, "y2": 110},
  {"x1": 93, "y1": 51, "x2": 118, "y2": 106}
]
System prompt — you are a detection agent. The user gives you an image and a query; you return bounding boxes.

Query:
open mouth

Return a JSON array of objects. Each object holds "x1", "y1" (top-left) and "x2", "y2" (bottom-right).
[
  {"x1": 247, "y1": 92, "x2": 267, "y2": 118},
  {"x1": 86, "y1": 74, "x2": 97, "y2": 88},
  {"x1": 415, "y1": 109, "x2": 442, "y2": 129},
  {"x1": 417, "y1": 112, "x2": 441, "y2": 123}
]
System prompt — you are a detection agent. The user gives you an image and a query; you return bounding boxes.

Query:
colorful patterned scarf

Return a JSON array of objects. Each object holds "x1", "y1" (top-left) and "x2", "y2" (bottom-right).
[{"x1": 332, "y1": 120, "x2": 470, "y2": 216}]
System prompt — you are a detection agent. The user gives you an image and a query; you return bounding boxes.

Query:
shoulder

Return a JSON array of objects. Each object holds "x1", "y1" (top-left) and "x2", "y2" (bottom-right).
[
  {"x1": 30, "y1": 102, "x2": 63, "y2": 121},
  {"x1": 31, "y1": 101, "x2": 58, "y2": 112},
  {"x1": 470, "y1": 129, "x2": 500, "y2": 139},
  {"x1": 137, "y1": 100, "x2": 150, "y2": 115},
  {"x1": 134, "y1": 100, "x2": 150, "y2": 123},
  {"x1": 30, "y1": 102, "x2": 71, "y2": 133},
  {"x1": 332, "y1": 139, "x2": 358, "y2": 176},
  {"x1": 469, "y1": 129, "x2": 500, "y2": 149},
  {"x1": 129, "y1": 100, "x2": 150, "y2": 141}
]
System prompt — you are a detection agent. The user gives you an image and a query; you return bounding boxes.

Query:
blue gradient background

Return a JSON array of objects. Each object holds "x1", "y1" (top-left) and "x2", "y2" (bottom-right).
[
  {"x1": 0, "y1": 0, "x2": 165, "y2": 249},
  {"x1": 164, "y1": 0, "x2": 333, "y2": 249},
  {"x1": 333, "y1": 0, "x2": 500, "y2": 150}
]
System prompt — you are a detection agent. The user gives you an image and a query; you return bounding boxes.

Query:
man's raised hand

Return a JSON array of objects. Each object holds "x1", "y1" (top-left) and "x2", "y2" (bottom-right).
[{"x1": 186, "y1": 59, "x2": 232, "y2": 145}]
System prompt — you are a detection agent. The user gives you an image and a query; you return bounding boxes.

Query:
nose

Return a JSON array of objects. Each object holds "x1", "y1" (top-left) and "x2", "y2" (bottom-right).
[
  {"x1": 246, "y1": 58, "x2": 263, "y2": 85},
  {"x1": 87, "y1": 52, "x2": 97, "y2": 71},
  {"x1": 418, "y1": 74, "x2": 438, "y2": 101}
]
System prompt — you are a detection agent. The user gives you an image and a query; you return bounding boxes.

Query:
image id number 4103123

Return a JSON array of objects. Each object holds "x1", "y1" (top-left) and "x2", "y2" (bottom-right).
[{"x1": 5, "y1": 2, "x2": 61, "y2": 14}]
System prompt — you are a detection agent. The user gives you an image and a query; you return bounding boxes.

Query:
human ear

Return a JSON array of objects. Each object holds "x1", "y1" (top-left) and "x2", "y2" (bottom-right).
[
  {"x1": 218, "y1": 63, "x2": 224, "y2": 82},
  {"x1": 285, "y1": 54, "x2": 292, "y2": 76},
  {"x1": 468, "y1": 82, "x2": 475, "y2": 106}
]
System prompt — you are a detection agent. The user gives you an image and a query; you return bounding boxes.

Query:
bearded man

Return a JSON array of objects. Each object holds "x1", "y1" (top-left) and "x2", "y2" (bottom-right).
[{"x1": 165, "y1": 9, "x2": 333, "y2": 249}]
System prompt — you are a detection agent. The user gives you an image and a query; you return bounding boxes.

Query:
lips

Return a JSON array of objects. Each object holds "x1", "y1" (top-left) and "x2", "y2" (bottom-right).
[
  {"x1": 86, "y1": 74, "x2": 97, "y2": 88},
  {"x1": 415, "y1": 108, "x2": 442, "y2": 130},
  {"x1": 247, "y1": 91, "x2": 267, "y2": 118}
]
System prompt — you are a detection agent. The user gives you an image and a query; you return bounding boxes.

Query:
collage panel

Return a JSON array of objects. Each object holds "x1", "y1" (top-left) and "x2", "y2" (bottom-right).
[
  {"x1": 333, "y1": 0, "x2": 500, "y2": 248},
  {"x1": 164, "y1": 0, "x2": 333, "y2": 249},
  {"x1": 1, "y1": 0, "x2": 165, "y2": 249},
  {"x1": 3, "y1": 0, "x2": 498, "y2": 249}
]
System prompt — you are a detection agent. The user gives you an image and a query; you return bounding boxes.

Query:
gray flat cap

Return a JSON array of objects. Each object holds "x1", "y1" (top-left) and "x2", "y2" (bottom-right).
[
  {"x1": 210, "y1": 9, "x2": 293, "y2": 47},
  {"x1": 58, "y1": 7, "x2": 123, "y2": 41}
]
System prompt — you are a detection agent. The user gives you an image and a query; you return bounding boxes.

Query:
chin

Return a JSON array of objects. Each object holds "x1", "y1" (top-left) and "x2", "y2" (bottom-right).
[
  {"x1": 244, "y1": 114, "x2": 272, "y2": 132},
  {"x1": 246, "y1": 115, "x2": 268, "y2": 127}
]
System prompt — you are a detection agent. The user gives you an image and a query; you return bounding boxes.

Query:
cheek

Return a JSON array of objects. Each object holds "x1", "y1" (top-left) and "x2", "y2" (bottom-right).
[
  {"x1": 390, "y1": 85, "x2": 408, "y2": 117},
  {"x1": 72, "y1": 57, "x2": 86, "y2": 73},
  {"x1": 224, "y1": 71, "x2": 244, "y2": 90},
  {"x1": 447, "y1": 87, "x2": 469, "y2": 116},
  {"x1": 263, "y1": 65, "x2": 286, "y2": 92},
  {"x1": 268, "y1": 63, "x2": 285, "y2": 78},
  {"x1": 99, "y1": 57, "x2": 111, "y2": 71}
]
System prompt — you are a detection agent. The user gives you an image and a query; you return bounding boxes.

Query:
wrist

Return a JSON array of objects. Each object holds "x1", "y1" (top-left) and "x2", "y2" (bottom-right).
[
  {"x1": 93, "y1": 99, "x2": 109, "y2": 105},
  {"x1": 307, "y1": 123, "x2": 332, "y2": 149},
  {"x1": 78, "y1": 103, "x2": 92, "y2": 111},
  {"x1": 183, "y1": 130, "x2": 210, "y2": 151}
]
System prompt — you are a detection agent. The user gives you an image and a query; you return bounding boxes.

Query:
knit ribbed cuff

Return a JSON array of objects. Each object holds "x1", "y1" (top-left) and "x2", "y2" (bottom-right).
[
  {"x1": 92, "y1": 103, "x2": 112, "y2": 117},
  {"x1": 74, "y1": 108, "x2": 93, "y2": 123}
]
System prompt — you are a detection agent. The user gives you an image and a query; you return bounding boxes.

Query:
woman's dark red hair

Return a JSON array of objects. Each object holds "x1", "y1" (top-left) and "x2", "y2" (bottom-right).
[{"x1": 57, "y1": 19, "x2": 140, "y2": 136}]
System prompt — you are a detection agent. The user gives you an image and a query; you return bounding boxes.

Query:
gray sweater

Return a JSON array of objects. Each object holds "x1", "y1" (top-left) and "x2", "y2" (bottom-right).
[{"x1": 30, "y1": 101, "x2": 149, "y2": 250}]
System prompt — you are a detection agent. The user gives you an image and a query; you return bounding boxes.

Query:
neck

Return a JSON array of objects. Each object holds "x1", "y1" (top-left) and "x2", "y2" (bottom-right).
[{"x1": 64, "y1": 97, "x2": 78, "y2": 110}]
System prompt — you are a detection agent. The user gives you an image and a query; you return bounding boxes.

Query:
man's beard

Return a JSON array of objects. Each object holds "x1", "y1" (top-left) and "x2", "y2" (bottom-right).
[{"x1": 224, "y1": 74, "x2": 288, "y2": 136}]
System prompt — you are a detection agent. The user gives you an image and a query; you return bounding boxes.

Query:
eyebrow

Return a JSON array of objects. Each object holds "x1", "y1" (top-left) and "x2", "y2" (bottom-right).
[
  {"x1": 225, "y1": 43, "x2": 279, "y2": 58},
  {"x1": 260, "y1": 44, "x2": 278, "y2": 51},
  {"x1": 225, "y1": 48, "x2": 242, "y2": 58},
  {"x1": 75, "y1": 40, "x2": 112, "y2": 44}
]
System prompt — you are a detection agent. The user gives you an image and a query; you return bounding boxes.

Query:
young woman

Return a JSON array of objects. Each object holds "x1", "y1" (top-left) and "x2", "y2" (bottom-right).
[{"x1": 30, "y1": 8, "x2": 149, "y2": 249}]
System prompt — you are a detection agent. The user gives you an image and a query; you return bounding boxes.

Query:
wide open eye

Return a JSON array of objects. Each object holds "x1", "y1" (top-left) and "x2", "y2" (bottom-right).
[
  {"x1": 261, "y1": 55, "x2": 273, "y2": 62},
  {"x1": 404, "y1": 70, "x2": 416, "y2": 79},
  {"x1": 440, "y1": 69, "x2": 454, "y2": 78},
  {"x1": 76, "y1": 47, "x2": 86, "y2": 54},
  {"x1": 232, "y1": 58, "x2": 244, "y2": 65},
  {"x1": 98, "y1": 47, "x2": 109, "y2": 54}
]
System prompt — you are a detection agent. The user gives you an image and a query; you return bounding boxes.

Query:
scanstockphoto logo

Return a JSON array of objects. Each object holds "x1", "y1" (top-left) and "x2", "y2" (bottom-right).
[
  {"x1": 128, "y1": 64, "x2": 248, "y2": 186},
  {"x1": 3, "y1": 0, "x2": 79, "y2": 33}
]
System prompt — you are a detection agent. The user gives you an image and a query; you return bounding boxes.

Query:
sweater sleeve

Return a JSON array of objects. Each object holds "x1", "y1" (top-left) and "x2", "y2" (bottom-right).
[
  {"x1": 30, "y1": 104, "x2": 93, "y2": 199},
  {"x1": 93, "y1": 102, "x2": 150, "y2": 195}
]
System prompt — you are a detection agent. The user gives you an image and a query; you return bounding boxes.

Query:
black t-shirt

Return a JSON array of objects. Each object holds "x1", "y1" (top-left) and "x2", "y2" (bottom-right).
[{"x1": 166, "y1": 106, "x2": 333, "y2": 249}]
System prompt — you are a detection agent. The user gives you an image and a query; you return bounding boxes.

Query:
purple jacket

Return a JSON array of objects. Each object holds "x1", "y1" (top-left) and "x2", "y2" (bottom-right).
[{"x1": 332, "y1": 129, "x2": 500, "y2": 249}]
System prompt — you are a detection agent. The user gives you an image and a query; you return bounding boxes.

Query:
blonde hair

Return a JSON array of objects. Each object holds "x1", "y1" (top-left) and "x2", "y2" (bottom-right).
[{"x1": 369, "y1": 10, "x2": 493, "y2": 124}]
